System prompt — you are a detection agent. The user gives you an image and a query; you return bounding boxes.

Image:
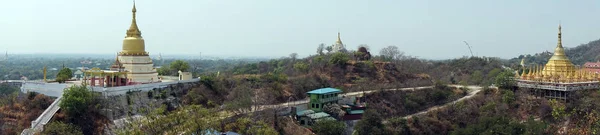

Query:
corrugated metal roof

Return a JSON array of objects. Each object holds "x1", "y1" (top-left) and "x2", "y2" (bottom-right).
[
  {"x1": 307, "y1": 88, "x2": 342, "y2": 94},
  {"x1": 307, "y1": 112, "x2": 331, "y2": 119},
  {"x1": 349, "y1": 110, "x2": 364, "y2": 115}
]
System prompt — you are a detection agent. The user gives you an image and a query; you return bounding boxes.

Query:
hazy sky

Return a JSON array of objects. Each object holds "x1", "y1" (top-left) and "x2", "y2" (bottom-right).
[{"x1": 1, "y1": 0, "x2": 600, "y2": 59}]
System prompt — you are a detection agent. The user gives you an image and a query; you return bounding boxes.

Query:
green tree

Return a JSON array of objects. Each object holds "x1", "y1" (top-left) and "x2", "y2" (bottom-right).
[
  {"x1": 59, "y1": 85, "x2": 96, "y2": 119},
  {"x1": 494, "y1": 70, "x2": 516, "y2": 89},
  {"x1": 355, "y1": 109, "x2": 387, "y2": 135},
  {"x1": 329, "y1": 52, "x2": 350, "y2": 66},
  {"x1": 157, "y1": 66, "x2": 170, "y2": 75},
  {"x1": 0, "y1": 84, "x2": 19, "y2": 95},
  {"x1": 170, "y1": 60, "x2": 190, "y2": 72},
  {"x1": 312, "y1": 119, "x2": 346, "y2": 135},
  {"x1": 293, "y1": 62, "x2": 309, "y2": 73},
  {"x1": 501, "y1": 90, "x2": 516, "y2": 105},
  {"x1": 118, "y1": 105, "x2": 221, "y2": 134},
  {"x1": 470, "y1": 70, "x2": 484, "y2": 85},
  {"x1": 56, "y1": 67, "x2": 73, "y2": 83},
  {"x1": 41, "y1": 121, "x2": 83, "y2": 135}
]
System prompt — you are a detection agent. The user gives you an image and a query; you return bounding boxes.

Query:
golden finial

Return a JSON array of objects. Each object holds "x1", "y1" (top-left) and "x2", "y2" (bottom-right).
[
  {"x1": 126, "y1": 0, "x2": 142, "y2": 38},
  {"x1": 133, "y1": 0, "x2": 137, "y2": 13},
  {"x1": 558, "y1": 23, "x2": 562, "y2": 48}
]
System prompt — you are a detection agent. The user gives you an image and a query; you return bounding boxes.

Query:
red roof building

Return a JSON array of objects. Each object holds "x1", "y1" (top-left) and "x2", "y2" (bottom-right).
[{"x1": 584, "y1": 62, "x2": 600, "y2": 73}]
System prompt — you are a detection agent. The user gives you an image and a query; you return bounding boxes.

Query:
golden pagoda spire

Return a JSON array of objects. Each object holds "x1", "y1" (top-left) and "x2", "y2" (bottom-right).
[
  {"x1": 126, "y1": 0, "x2": 142, "y2": 38},
  {"x1": 549, "y1": 24, "x2": 567, "y2": 60},
  {"x1": 336, "y1": 32, "x2": 343, "y2": 45}
]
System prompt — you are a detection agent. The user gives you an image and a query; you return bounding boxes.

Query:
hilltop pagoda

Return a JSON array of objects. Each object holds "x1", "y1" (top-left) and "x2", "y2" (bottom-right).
[
  {"x1": 517, "y1": 25, "x2": 600, "y2": 99},
  {"x1": 116, "y1": 2, "x2": 159, "y2": 83},
  {"x1": 83, "y1": 2, "x2": 158, "y2": 87},
  {"x1": 331, "y1": 32, "x2": 347, "y2": 53}
]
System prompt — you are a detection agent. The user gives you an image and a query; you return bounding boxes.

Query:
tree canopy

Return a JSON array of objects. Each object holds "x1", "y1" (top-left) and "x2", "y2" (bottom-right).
[
  {"x1": 59, "y1": 85, "x2": 96, "y2": 120},
  {"x1": 158, "y1": 60, "x2": 191, "y2": 76},
  {"x1": 311, "y1": 119, "x2": 346, "y2": 135},
  {"x1": 41, "y1": 121, "x2": 83, "y2": 135},
  {"x1": 56, "y1": 67, "x2": 73, "y2": 83}
]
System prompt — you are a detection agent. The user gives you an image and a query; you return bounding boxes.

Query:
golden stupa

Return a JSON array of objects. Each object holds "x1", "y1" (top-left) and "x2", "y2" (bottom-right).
[
  {"x1": 519, "y1": 25, "x2": 596, "y2": 83},
  {"x1": 541, "y1": 25, "x2": 576, "y2": 76},
  {"x1": 119, "y1": 2, "x2": 147, "y2": 56}
]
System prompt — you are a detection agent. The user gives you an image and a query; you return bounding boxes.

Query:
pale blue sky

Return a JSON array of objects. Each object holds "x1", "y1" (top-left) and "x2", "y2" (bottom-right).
[{"x1": 1, "y1": 0, "x2": 600, "y2": 59}]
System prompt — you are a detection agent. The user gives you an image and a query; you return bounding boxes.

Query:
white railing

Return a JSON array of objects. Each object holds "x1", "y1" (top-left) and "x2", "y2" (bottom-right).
[
  {"x1": 21, "y1": 96, "x2": 63, "y2": 135},
  {"x1": 517, "y1": 82, "x2": 600, "y2": 91},
  {"x1": 21, "y1": 83, "x2": 69, "y2": 97},
  {"x1": 89, "y1": 78, "x2": 200, "y2": 96}
]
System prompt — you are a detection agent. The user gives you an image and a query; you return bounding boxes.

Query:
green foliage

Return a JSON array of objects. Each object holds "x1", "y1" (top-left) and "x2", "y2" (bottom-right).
[
  {"x1": 469, "y1": 70, "x2": 484, "y2": 85},
  {"x1": 118, "y1": 105, "x2": 222, "y2": 134},
  {"x1": 56, "y1": 67, "x2": 73, "y2": 83},
  {"x1": 434, "y1": 80, "x2": 448, "y2": 90},
  {"x1": 225, "y1": 117, "x2": 278, "y2": 135},
  {"x1": 494, "y1": 70, "x2": 516, "y2": 89},
  {"x1": 293, "y1": 62, "x2": 309, "y2": 73},
  {"x1": 224, "y1": 85, "x2": 253, "y2": 115},
  {"x1": 432, "y1": 88, "x2": 452, "y2": 104},
  {"x1": 311, "y1": 119, "x2": 346, "y2": 135},
  {"x1": 0, "y1": 84, "x2": 19, "y2": 95},
  {"x1": 451, "y1": 115, "x2": 547, "y2": 135},
  {"x1": 59, "y1": 85, "x2": 96, "y2": 118},
  {"x1": 363, "y1": 60, "x2": 375, "y2": 69},
  {"x1": 485, "y1": 68, "x2": 503, "y2": 85},
  {"x1": 388, "y1": 117, "x2": 411, "y2": 135},
  {"x1": 450, "y1": 116, "x2": 526, "y2": 135},
  {"x1": 523, "y1": 116, "x2": 547, "y2": 135},
  {"x1": 41, "y1": 121, "x2": 83, "y2": 135},
  {"x1": 159, "y1": 60, "x2": 191, "y2": 76},
  {"x1": 329, "y1": 52, "x2": 350, "y2": 66},
  {"x1": 170, "y1": 60, "x2": 190, "y2": 72},
  {"x1": 200, "y1": 75, "x2": 216, "y2": 90},
  {"x1": 355, "y1": 109, "x2": 388, "y2": 135},
  {"x1": 157, "y1": 66, "x2": 170, "y2": 76},
  {"x1": 501, "y1": 90, "x2": 516, "y2": 105},
  {"x1": 549, "y1": 99, "x2": 570, "y2": 121}
]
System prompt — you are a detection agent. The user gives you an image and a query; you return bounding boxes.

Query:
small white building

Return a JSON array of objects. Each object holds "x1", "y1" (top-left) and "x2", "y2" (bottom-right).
[{"x1": 178, "y1": 70, "x2": 192, "y2": 81}]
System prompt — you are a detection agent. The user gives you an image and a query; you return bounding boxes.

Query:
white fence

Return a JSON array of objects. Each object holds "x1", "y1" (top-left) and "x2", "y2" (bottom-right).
[{"x1": 21, "y1": 96, "x2": 63, "y2": 135}]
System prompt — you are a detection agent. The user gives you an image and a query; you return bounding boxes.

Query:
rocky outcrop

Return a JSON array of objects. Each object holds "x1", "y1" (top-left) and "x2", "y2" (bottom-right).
[{"x1": 99, "y1": 81, "x2": 201, "y2": 120}]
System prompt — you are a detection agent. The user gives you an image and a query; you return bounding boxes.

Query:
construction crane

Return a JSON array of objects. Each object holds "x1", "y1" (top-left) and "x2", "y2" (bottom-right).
[{"x1": 463, "y1": 41, "x2": 474, "y2": 57}]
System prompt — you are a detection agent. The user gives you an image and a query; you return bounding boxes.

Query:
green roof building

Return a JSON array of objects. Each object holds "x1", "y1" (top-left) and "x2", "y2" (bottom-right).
[{"x1": 307, "y1": 88, "x2": 342, "y2": 112}]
